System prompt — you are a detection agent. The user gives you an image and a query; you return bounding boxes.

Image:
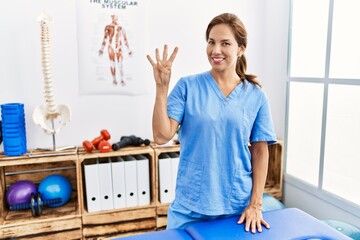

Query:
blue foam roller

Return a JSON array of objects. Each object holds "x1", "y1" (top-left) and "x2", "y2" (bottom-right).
[
  {"x1": 4, "y1": 150, "x2": 25, "y2": 156},
  {"x1": 1, "y1": 126, "x2": 23, "y2": 134},
  {"x1": 0, "y1": 120, "x2": 2, "y2": 145},
  {"x1": 1, "y1": 103, "x2": 24, "y2": 111},
  {"x1": 1, "y1": 103, "x2": 27, "y2": 156},
  {"x1": 2, "y1": 132, "x2": 22, "y2": 138},
  {"x1": 4, "y1": 137, "x2": 23, "y2": 146}
]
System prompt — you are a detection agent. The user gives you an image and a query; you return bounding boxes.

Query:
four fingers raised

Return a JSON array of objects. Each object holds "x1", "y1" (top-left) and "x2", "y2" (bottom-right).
[{"x1": 147, "y1": 44, "x2": 178, "y2": 65}]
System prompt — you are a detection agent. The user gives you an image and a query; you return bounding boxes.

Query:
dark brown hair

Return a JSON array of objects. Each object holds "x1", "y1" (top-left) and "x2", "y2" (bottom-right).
[{"x1": 206, "y1": 13, "x2": 261, "y2": 87}]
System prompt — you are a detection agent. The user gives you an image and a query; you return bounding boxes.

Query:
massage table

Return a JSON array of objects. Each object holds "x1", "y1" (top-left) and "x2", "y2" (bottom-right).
[{"x1": 115, "y1": 208, "x2": 351, "y2": 239}]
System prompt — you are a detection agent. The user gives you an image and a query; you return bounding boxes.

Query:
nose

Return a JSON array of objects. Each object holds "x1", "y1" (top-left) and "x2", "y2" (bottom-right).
[{"x1": 212, "y1": 43, "x2": 222, "y2": 54}]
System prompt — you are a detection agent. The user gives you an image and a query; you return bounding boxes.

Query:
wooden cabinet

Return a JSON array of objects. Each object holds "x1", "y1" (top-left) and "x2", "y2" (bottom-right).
[
  {"x1": 0, "y1": 150, "x2": 82, "y2": 239},
  {"x1": 263, "y1": 141, "x2": 283, "y2": 200},
  {"x1": 0, "y1": 142, "x2": 283, "y2": 239},
  {"x1": 78, "y1": 146, "x2": 157, "y2": 239}
]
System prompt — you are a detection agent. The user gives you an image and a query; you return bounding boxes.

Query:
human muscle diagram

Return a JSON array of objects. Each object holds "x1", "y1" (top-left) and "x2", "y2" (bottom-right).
[
  {"x1": 76, "y1": 1, "x2": 146, "y2": 95},
  {"x1": 98, "y1": 14, "x2": 133, "y2": 86}
]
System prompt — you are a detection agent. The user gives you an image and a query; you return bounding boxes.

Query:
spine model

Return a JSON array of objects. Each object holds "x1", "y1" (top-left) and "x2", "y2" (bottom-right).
[
  {"x1": 39, "y1": 14, "x2": 57, "y2": 117},
  {"x1": 33, "y1": 12, "x2": 71, "y2": 144}
]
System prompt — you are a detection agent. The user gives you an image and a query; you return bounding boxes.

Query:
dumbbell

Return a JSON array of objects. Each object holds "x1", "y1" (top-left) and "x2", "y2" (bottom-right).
[
  {"x1": 112, "y1": 135, "x2": 151, "y2": 151},
  {"x1": 83, "y1": 129, "x2": 111, "y2": 153},
  {"x1": 9, "y1": 192, "x2": 62, "y2": 217}
]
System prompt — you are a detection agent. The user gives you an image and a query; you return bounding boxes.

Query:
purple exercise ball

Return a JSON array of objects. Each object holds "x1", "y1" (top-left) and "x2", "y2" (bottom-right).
[{"x1": 6, "y1": 180, "x2": 38, "y2": 206}]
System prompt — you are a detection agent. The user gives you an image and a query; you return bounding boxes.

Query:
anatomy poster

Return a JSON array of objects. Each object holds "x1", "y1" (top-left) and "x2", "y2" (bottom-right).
[{"x1": 76, "y1": 1, "x2": 147, "y2": 95}]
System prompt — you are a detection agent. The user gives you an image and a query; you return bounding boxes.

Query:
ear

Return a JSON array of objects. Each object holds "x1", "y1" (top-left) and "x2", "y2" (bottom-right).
[{"x1": 237, "y1": 45, "x2": 245, "y2": 56}]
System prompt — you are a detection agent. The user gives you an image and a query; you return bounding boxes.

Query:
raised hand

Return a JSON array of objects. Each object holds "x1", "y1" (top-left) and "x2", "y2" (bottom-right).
[{"x1": 147, "y1": 44, "x2": 178, "y2": 87}]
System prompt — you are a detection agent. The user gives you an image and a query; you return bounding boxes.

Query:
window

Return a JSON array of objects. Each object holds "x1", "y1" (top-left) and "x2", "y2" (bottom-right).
[
  {"x1": 286, "y1": 0, "x2": 360, "y2": 212},
  {"x1": 289, "y1": 0, "x2": 329, "y2": 78},
  {"x1": 287, "y1": 82, "x2": 323, "y2": 186},
  {"x1": 324, "y1": 84, "x2": 360, "y2": 205},
  {"x1": 329, "y1": 0, "x2": 360, "y2": 78}
]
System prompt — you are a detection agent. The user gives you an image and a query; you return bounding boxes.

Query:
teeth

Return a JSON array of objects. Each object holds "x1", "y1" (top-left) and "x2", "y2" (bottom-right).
[{"x1": 213, "y1": 57, "x2": 223, "y2": 61}]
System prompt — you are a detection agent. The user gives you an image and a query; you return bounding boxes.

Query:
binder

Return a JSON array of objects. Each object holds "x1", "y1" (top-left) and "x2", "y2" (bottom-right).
[
  {"x1": 98, "y1": 157, "x2": 114, "y2": 210},
  {"x1": 158, "y1": 153, "x2": 173, "y2": 203},
  {"x1": 123, "y1": 155, "x2": 138, "y2": 207},
  {"x1": 111, "y1": 156, "x2": 126, "y2": 209},
  {"x1": 83, "y1": 158, "x2": 101, "y2": 212},
  {"x1": 135, "y1": 154, "x2": 150, "y2": 206},
  {"x1": 168, "y1": 152, "x2": 180, "y2": 201}
]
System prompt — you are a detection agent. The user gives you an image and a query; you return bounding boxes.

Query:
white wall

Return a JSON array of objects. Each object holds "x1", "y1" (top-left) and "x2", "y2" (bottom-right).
[
  {"x1": 263, "y1": 0, "x2": 289, "y2": 139},
  {"x1": 0, "y1": 0, "x2": 281, "y2": 150}
]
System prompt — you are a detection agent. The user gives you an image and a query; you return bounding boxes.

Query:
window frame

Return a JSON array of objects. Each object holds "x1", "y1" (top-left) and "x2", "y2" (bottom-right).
[{"x1": 284, "y1": 0, "x2": 360, "y2": 217}]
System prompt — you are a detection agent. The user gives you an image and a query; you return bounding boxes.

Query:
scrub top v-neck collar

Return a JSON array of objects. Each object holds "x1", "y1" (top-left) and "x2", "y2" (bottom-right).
[{"x1": 205, "y1": 71, "x2": 244, "y2": 102}]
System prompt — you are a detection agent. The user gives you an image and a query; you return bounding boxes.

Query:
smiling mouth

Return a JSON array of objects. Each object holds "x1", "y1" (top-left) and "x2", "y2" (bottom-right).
[{"x1": 212, "y1": 57, "x2": 224, "y2": 64}]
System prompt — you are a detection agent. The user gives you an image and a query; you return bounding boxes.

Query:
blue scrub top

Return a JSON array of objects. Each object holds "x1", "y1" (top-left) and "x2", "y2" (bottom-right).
[{"x1": 167, "y1": 71, "x2": 277, "y2": 216}]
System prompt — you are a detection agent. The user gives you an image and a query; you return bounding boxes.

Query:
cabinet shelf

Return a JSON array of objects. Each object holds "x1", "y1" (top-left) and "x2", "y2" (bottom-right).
[
  {"x1": 0, "y1": 150, "x2": 77, "y2": 167},
  {"x1": 0, "y1": 151, "x2": 82, "y2": 239},
  {"x1": 82, "y1": 206, "x2": 157, "y2": 239},
  {"x1": 0, "y1": 142, "x2": 283, "y2": 239}
]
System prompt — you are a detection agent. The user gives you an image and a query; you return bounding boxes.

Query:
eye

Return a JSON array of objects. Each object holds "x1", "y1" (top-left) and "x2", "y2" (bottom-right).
[
  {"x1": 222, "y1": 42, "x2": 231, "y2": 46},
  {"x1": 207, "y1": 40, "x2": 215, "y2": 45}
]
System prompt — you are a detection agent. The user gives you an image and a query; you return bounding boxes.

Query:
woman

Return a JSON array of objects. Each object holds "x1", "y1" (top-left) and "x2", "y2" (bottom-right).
[{"x1": 147, "y1": 12, "x2": 276, "y2": 234}]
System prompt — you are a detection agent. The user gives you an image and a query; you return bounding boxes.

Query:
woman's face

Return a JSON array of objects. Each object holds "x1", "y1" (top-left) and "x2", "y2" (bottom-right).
[{"x1": 206, "y1": 24, "x2": 244, "y2": 73}]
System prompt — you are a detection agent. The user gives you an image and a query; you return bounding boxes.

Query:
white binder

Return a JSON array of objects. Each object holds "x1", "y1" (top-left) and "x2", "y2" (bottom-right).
[
  {"x1": 169, "y1": 152, "x2": 180, "y2": 201},
  {"x1": 111, "y1": 156, "x2": 126, "y2": 209},
  {"x1": 123, "y1": 155, "x2": 138, "y2": 207},
  {"x1": 158, "y1": 153, "x2": 173, "y2": 203},
  {"x1": 98, "y1": 157, "x2": 114, "y2": 211},
  {"x1": 135, "y1": 154, "x2": 150, "y2": 206},
  {"x1": 83, "y1": 158, "x2": 101, "y2": 212}
]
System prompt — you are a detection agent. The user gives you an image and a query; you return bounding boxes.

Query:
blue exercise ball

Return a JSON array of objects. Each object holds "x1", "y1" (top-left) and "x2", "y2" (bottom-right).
[
  {"x1": 322, "y1": 219, "x2": 360, "y2": 240},
  {"x1": 38, "y1": 174, "x2": 72, "y2": 207}
]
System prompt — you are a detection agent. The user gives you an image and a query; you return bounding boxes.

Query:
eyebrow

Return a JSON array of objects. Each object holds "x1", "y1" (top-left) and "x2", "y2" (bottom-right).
[{"x1": 208, "y1": 38, "x2": 231, "y2": 42}]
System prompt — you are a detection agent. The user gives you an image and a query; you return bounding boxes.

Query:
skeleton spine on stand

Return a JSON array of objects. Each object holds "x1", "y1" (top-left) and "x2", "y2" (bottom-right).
[{"x1": 32, "y1": 12, "x2": 72, "y2": 154}]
